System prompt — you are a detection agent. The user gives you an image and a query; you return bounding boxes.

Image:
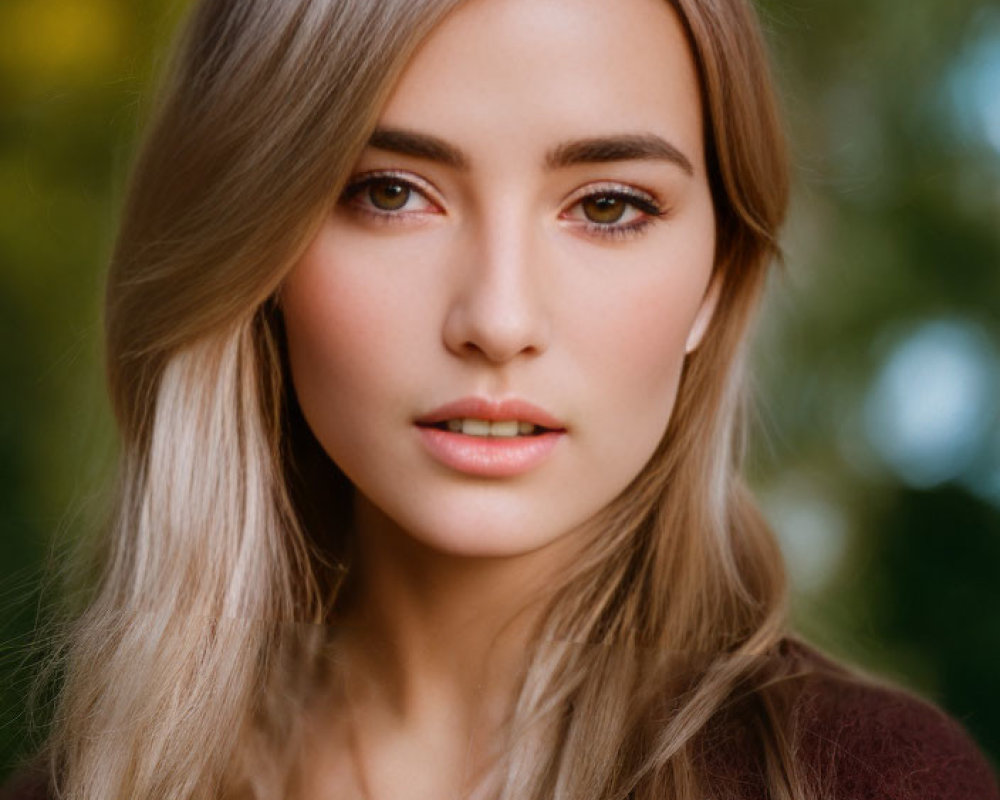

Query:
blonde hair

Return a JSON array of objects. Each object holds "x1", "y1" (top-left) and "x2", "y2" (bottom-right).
[{"x1": 47, "y1": 0, "x2": 808, "y2": 797}]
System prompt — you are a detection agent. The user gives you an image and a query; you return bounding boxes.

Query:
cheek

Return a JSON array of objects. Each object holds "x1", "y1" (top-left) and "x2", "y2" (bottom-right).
[
  {"x1": 282, "y1": 223, "x2": 450, "y2": 378},
  {"x1": 568, "y1": 238, "x2": 715, "y2": 450},
  {"x1": 280, "y1": 234, "x2": 405, "y2": 461},
  {"x1": 579, "y1": 289, "x2": 693, "y2": 465}
]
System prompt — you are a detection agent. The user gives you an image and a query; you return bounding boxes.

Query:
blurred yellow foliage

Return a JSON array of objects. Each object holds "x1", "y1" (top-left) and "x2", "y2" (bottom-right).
[{"x1": 0, "y1": 0, "x2": 123, "y2": 92}]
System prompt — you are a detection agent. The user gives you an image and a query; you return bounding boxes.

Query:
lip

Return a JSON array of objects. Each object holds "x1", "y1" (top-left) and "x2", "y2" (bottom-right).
[
  {"x1": 416, "y1": 427, "x2": 564, "y2": 477},
  {"x1": 414, "y1": 396, "x2": 566, "y2": 430},
  {"x1": 414, "y1": 396, "x2": 566, "y2": 478}
]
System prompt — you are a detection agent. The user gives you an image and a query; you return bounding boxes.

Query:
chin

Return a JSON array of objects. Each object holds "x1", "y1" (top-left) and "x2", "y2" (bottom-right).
[{"x1": 359, "y1": 486, "x2": 587, "y2": 561}]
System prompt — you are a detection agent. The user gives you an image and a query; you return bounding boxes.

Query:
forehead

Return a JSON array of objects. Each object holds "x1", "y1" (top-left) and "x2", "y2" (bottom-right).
[{"x1": 376, "y1": 0, "x2": 705, "y2": 171}]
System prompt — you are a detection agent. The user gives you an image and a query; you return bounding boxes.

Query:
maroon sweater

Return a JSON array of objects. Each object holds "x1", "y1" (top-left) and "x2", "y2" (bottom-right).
[
  {"x1": 3, "y1": 644, "x2": 997, "y2": 799},
  {"x1": 700, "y1": 645, "x2": 1000, "y2": 799}
]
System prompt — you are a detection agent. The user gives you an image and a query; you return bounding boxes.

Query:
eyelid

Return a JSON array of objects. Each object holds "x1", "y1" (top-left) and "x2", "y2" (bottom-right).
[
  {"x1": 561, "y1": 180, "x2": 663, "y2": 212},
  {"x1": 341, "y1": 169, "x2": 445, "y2": 211},
  {"x1": 557, "y1": 180, "x2": 669, "y2": 242}
]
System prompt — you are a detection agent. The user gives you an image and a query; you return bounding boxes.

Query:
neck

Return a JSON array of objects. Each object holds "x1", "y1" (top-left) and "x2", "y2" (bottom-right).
[
  {"x1": 343, "y1": 493, "x2": 560, "y2": 727},
  {"x1": 325, "y1": 493, "x2": 575, "y2": 799}
]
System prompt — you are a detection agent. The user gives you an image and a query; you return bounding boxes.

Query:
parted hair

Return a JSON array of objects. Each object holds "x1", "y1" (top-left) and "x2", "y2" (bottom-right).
[{"x1": 45, "y1": 0, "x2": 814, "y2": 797}]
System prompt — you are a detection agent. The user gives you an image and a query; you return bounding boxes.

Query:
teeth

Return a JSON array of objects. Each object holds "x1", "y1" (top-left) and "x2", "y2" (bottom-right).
[{"x1": 443, "y1": 418, "x2": 539, "y2": 437}]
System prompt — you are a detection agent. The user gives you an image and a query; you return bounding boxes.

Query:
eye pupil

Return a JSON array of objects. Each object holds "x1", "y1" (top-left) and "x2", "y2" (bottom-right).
[
  {"x1": 369, "y1": 181, "x2": 409, "y2": 210},
  {"x1": 583, "y1": 195, "x2": 626, "y2": 224}
]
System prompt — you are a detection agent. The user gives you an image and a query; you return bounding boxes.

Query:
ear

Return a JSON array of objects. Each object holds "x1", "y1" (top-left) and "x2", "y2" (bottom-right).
[{"x1": 684, "y1": 275, "x2": 721, "y2": 354}]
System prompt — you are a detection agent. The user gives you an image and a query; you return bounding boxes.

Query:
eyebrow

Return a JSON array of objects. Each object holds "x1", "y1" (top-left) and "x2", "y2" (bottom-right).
[
  {"x1": 366, "y1": 127, "x2": 694, "y2": 176},
  {"x1": 545, "y1": 134, "x2": 694, "y2": 175},
  {"x1": 368, "y1": 127, "x2": 469, "y2": 169}
]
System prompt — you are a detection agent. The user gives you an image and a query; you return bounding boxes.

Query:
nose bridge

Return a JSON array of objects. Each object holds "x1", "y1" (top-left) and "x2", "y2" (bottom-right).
[{"x1": 443, "y1": 198, "x2": 550, "y2": 363}]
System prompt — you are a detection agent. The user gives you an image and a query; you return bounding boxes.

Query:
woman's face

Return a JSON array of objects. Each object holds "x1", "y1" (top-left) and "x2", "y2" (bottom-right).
[{"x1": 282, "y1": 0, "x2": 717, "y2": 559}]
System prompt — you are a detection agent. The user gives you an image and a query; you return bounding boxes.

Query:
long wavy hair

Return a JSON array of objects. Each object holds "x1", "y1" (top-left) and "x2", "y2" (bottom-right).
[{"x1": 46, "y1": 0, "x2": 809, "y2": 797}]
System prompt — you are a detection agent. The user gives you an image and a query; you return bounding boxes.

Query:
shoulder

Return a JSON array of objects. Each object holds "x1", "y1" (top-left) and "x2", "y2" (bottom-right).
[
  {"x1": 786, "y1": 640, "x2": 999, "y2": 800},
  {"x1": 698, "y1": 639, "x2": 998, "y2": 800}
]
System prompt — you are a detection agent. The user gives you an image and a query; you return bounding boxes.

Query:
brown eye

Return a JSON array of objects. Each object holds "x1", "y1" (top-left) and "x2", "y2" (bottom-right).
[
  {"x1": 582, "y1": 195, "x2": 627, "y2": 224},
  {"x1": 369, "y1": 180, "x2": 410, "y2": 211}
]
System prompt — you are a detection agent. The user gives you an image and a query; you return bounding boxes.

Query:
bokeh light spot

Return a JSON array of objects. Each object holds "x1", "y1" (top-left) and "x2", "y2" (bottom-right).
[
  {"x1": 0, "y1": 0, "x2": 122, "y2": 89},
  {"x1": 947, "y1": 11, "x2": 1000, "y2": 156},
  {"x1": 864, "y1": 320, "x2": 998, "y2": 489}
]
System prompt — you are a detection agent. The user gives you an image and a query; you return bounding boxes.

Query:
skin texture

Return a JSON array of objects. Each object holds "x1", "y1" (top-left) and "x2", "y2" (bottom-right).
[{"x1": 279, "y1": 0, "x2": 717, "y2": 796}]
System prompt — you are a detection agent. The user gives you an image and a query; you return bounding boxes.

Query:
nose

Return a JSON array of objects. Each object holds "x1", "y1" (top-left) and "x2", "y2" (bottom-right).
[{"x1": 441, "y1": 212, "x2": 551, "y2": 364}]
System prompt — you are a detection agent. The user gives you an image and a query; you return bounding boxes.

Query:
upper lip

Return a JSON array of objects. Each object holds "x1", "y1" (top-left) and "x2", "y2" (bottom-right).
[{"x1": 415, "y1": 396, "x2": 566, "y2": 430}]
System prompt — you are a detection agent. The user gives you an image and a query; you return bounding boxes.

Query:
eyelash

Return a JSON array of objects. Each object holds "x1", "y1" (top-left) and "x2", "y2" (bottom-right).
[
  {"x1": 564, "y1": 185, "x2": 667, "y2": 241},
  {"x1": 339, "y1": 171, "x2": 668, "y2": 240},
  {"x1": 340, "y1": 170, "x2": 442, "y2": 225}
]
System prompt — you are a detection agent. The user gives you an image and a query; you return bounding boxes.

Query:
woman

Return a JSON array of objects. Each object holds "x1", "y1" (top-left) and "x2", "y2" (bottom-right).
[{"x1": 4, "y1": 0, "x2": 998, "y2": 798}]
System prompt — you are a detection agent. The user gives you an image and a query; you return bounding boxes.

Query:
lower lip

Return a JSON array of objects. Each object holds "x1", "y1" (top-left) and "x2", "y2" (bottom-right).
[{"x1": 416, "y1": 426, "x2": 564, "y2": 477}]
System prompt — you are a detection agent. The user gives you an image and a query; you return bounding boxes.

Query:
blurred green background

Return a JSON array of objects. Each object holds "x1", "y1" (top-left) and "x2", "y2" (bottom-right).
[{"x1": 2, "y1": 0, "x2": 998, "y2": 781}]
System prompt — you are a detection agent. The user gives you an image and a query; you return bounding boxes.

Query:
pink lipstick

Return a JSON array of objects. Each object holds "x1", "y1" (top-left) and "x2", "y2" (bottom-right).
[{"x1": 414, "y1": 397, "x2": 566, "y2": 477}]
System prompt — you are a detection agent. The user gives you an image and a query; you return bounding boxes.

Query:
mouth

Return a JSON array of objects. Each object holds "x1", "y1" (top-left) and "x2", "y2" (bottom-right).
[
  {"x1": 416, "y1": 418, "x2": 558, "y2": 438},
  {"x1": 414, "y1": 416, "x2": 565, "y2": 478},
  {"x1": 414, "y1": 395, "x2": 567, "y2": 435}
]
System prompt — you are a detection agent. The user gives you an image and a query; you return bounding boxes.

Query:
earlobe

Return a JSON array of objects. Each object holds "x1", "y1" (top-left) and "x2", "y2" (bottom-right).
[{"x1": 684, "y1": 277, "x2": 721, "y2": 354}]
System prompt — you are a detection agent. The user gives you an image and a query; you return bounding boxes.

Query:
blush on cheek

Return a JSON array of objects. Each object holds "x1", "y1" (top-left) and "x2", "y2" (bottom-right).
[{"x1": 600, "y1": 270, "x2": 710, "y2": 446}]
